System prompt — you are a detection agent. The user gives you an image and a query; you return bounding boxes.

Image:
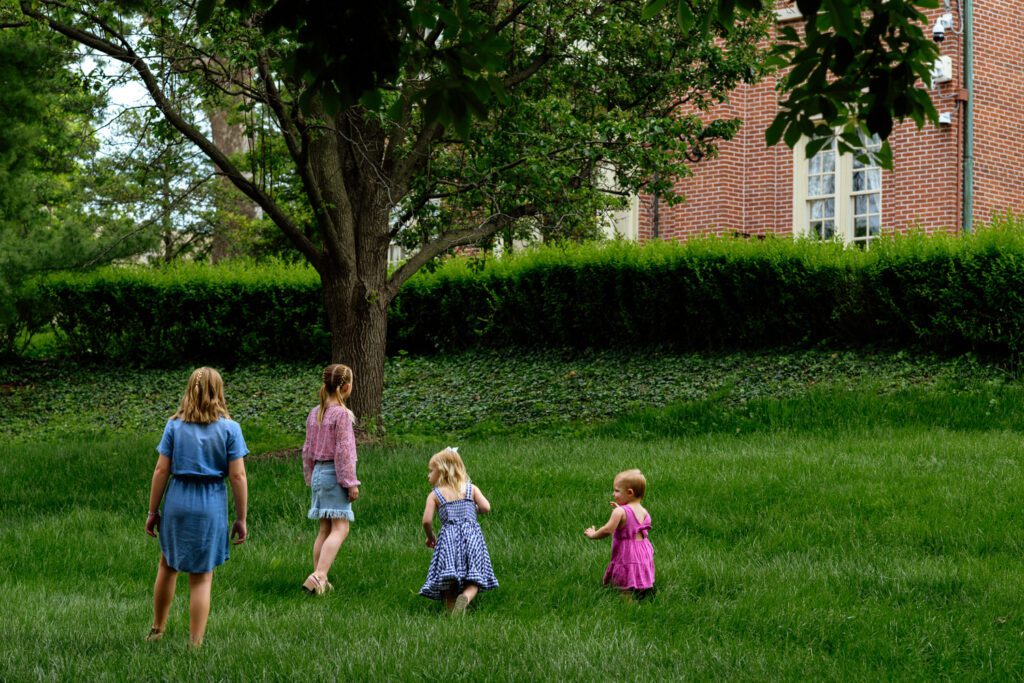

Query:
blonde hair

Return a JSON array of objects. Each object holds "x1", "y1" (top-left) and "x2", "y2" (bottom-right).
[
  {"x1": 172, "y1": 367, "x2": 230, "y2": 424},
  {"x1": 615, "y1": 469, "x2": 647, "y2": 500},
  {"x1": 429, "y1": 448, "x2": 469, "y2": 494},
  {"x1": 317, "y1": 363, "x2": 353, "y2": 423}
]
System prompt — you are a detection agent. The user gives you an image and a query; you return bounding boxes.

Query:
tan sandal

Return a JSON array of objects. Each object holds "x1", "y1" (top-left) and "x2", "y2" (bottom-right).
[
  {"x1": 302, "y1": 573, "x2": 326, "y2": 595},
  {"x1": 452, "y1": 594, "x2": 470, "y2": 615},
  {"x1": 144, "y1": 627, "x2": 164, "y2": 642}
]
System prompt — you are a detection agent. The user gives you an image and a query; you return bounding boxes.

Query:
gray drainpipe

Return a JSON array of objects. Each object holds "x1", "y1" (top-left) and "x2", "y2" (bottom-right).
[{"x1": 962, "y1": 0, "x2": 974, "y2": 234}]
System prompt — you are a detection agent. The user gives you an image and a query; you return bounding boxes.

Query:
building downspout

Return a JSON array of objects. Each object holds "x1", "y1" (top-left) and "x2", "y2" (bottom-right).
[
  {"x1": 961, "y1": 0, "x2": 974, "y2": 234},
  {"x1": 651, "y1": 172, "x2": 661, "y2": 239}
]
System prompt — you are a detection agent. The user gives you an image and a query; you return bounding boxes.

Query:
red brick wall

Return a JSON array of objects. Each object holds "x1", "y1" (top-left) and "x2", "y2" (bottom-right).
[
  {"x1": 971, "y1": 4, "x2": 1024, "y2": 225},
  {"x1": 638, "y1": 2, "x2": 1020, "y2": 242}
]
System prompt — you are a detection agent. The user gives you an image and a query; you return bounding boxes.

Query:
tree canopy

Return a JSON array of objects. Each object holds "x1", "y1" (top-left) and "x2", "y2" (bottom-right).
[
  {"x1": 9, "y1": 0, "x2": 946, "y2": 418},
  {"x1": 207, "y1": 0, "x2": 942, "y2": 165}
]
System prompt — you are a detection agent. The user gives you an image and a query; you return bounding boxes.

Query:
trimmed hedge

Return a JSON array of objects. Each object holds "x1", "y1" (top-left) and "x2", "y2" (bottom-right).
[
  {"x1": 37, "y1": 260, "x2": 328, "y2": 365},
  {"x1": 27, "y1": 219, "x2": 1024, "y2": 364},
  {"x1": 391, "y1": 222, "x2": 1024, "y2": 356}
]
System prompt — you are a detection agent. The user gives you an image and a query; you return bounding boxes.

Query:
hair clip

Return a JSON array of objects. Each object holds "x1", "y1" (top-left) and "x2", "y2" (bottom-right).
[{"x1": 445, "y1": 446, "x2": 459, "y2": 453}]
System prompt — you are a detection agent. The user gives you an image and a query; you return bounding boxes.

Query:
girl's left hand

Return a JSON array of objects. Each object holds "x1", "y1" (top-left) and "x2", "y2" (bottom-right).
[
  {"x1": 231, "y1": 519, "x2": 247, "y2": 545},
  {"x1": 145, "y1": 513, "x2": 160, "y2": 537},
  {"x1": 584, "y1": 526, "x2": 598, "y2": 539}
]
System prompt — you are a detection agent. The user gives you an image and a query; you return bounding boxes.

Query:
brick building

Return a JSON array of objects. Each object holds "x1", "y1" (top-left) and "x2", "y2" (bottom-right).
[{"x1": 611, "y1": 1, "x2": 1024, "y2": 245}]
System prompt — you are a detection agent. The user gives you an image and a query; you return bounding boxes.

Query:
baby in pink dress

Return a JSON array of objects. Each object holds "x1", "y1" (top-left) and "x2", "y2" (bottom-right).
[{"x1": 584, "y1": 469, "x2": 655, "y2": 598}]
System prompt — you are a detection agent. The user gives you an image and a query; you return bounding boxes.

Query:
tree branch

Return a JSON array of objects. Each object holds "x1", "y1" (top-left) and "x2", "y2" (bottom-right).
[
  {"x1": 504, "y1": 48, "x2": 552, "y2": 89},
  {"x1": 385, "y1": 204, "x2": 536, "y2": 300},
  {"x1": 392, "y1": 121, "x2": 444, "y2": 195}
]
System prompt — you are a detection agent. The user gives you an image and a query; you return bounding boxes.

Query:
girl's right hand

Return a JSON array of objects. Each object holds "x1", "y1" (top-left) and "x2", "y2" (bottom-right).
[
  {"x1": 425, "y1": 537, "x2": 436, "y2": 548},
  {"x1": 347, "y1": 486, "x2": 360, "y2": 502}
]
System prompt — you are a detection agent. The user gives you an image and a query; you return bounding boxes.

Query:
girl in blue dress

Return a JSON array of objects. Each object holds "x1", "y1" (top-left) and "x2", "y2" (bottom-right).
[
  {"x1": 144, "y1": 367, "x2": 249, "y2": 647},
  {"x1": 420, "y1": 447, "x2": 498, "y2": 613}
]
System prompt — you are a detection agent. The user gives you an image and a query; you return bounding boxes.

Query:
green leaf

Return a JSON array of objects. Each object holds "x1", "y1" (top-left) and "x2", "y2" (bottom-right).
[
  {"x1": 796, "y1": 0, "x2": 821, "y2": 18},
  {"x1": 823, "y1": 0, "x2": 854, "y2": 38},
  {"x1": 804, "y1": 135, "x2": 831, "y2": 159},
  {"x1": 196, "y1": 0, "x2": 218, "y2": 25},
  {"x1": 765, "y1": 113, "x2": 788, "y2": 147},
  {"x1": 450, "y1": 95, "x2": 471, "y2": 140},
  {"x1": 359, "y1": 88, "x2": 383, "y2": 111},
  {"x1": 876, "y1": 140, "x2": 893, "y2": 170},
  {"x1": 642, "y1": 0, "x2": 670, "y2": 21},
  {"x1": 676, "y1": 1, "x2": 695, "y2": 31},
  {"x1": 320, "y1": 83, "x2": 342, "y2": 117},
  {"x1": 718, "y1": 0, "x2": 736, "y2": 30},
  {"x1": 783, "y1": 120, "x2": 803, "y2": 148}
]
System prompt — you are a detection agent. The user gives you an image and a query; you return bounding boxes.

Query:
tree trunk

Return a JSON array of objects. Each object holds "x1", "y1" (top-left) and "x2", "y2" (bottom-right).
[
  {"x1": 321, "y1": 271, "x2": 389, "y2": 431},
  {"x1": 207, "y1": 107, "x2": 258, "y2": 263}
]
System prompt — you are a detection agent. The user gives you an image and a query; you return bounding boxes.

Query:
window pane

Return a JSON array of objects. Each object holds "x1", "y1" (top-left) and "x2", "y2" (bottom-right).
[
  {"x1": 809, "y1": 198, "x2": 834, "y2": 219},
  {"x1": 853, "y1": 170, "x2": 864, "y2": 192},
  {"x1": 820, "y1": 151, "x2": 835, "y2": 173},
  {"x1": 823, "y1": 220, "x2": 835, "y2": 239},
  {"x1": 867, "y1": 193, "x2": 880, "y2": 214},
  {"x1": 855, "y1": 195, "x2": 868, "y2": 214},
  {"x1": 810, "y1": 174, "x2": 835, "y2": 196},
  {"x1": 864, "y1": 169, "x2": 881, "y2": 190}
]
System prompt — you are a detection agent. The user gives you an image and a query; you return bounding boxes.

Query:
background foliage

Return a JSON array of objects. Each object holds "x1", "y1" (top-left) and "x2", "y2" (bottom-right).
[
  {"x1": 0, "y1": 24, "x2": 150, "y2": 355},
  {"x1": 21, "y1": 217, "x2": 1024, "y2": 365}
]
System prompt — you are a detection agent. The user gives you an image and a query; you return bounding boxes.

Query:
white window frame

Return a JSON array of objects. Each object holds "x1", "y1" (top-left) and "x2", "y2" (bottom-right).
[{"x1": 792, "y1": 135, "x2": 883, "y2": 248}]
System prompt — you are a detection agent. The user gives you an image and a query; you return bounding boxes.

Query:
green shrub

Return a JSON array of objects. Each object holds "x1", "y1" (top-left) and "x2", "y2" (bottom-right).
[
  {"x1": 38, "y1": 260, "x2": 328, "y2": 365},
  {"x1": 20, "y1": 216, "x2": 1024, "y2": 364},
  {"x1": 391, "y1": 218, "x2": 1024, "y2": 355}
]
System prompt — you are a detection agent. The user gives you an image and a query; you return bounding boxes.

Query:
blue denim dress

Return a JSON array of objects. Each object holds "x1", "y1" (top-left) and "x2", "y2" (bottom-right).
[{"x1": 156, "y1": 417, "x2": 248, "y2": 573}]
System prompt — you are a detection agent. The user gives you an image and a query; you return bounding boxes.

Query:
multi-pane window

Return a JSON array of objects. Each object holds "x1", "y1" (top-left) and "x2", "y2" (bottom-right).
[
  {"x1": 807, "y1": 147, "x2": 836, "y2": 239},
  {"x1": 850, "y1": 136, "x2": 882, "y2": 247},
  {"x1": 794, "y1": 135, "x2": 883, "y2": 247}
]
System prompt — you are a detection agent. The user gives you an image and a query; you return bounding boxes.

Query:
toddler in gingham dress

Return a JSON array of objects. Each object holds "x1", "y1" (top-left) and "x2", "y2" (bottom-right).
[{"x1": 419, "y1": 447, "x2": 498, "y2": 613}]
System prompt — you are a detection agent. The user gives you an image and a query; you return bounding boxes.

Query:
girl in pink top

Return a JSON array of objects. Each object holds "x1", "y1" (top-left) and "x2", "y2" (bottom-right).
[
  {"x1": 300, "y1": 363, "x2": 360, "y2": 595},
  {"x1": 584, "y1": 468, "x2": 655, "y2": 599}
]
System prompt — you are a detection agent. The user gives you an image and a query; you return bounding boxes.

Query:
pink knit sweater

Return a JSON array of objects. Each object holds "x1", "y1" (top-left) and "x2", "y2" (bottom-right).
[{"x1": 301, "y1": 405, "x2": 360, "y2": 488}]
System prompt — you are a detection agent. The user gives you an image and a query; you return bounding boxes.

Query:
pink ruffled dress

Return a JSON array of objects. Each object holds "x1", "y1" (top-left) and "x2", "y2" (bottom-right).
[{"x1": 603, "y1": 505, "x2": 654, "y2": 590}]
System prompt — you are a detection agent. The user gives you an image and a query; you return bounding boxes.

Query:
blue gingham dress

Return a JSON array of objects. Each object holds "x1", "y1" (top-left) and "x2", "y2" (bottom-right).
[{"x1": 419, "y1": 481, "x2": 498, "y2": 600}]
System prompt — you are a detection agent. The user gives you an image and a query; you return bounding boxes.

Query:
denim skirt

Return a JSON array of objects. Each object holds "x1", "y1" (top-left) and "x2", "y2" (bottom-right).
[
  {"x1": 160, "y1": 476, "x2": 229, "y2": 573},
  {"x1": 308, "y1": 461, "x2": 354, "y2": 521}
]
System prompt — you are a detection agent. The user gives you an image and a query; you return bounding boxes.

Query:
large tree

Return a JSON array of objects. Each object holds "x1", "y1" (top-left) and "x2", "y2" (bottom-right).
[{"x1": 17, "y1": 0, "x2": 771, "y2": 421}]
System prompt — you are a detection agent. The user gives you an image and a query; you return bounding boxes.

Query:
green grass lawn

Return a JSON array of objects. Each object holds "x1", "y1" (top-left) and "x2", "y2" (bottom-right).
[{"x1": 4, "y1": 385, "x2": 1024, "y2": 680}]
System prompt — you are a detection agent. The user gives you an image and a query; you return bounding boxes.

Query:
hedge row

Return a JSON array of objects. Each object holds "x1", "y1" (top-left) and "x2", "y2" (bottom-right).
[
  {"x1": 27, "y1": 221, "x2": 1024, "y2": 364},
  {"x1": 392, "y1": 225, "x2": 1024, "y2": 356},
  {"x1": 37, "y1": 260, "x2": 329, "y2": 365}
]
